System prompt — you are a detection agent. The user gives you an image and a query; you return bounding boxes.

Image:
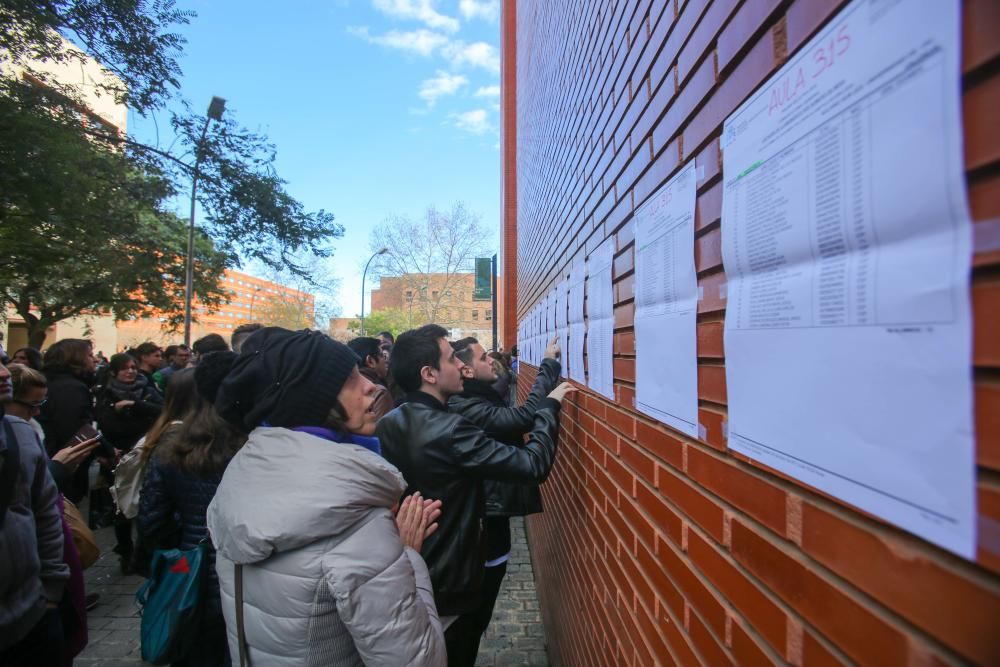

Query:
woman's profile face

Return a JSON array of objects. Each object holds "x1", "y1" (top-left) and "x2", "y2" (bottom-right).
[{"x1": 337, "y1": 367, "x2": 379, "y2": 436}]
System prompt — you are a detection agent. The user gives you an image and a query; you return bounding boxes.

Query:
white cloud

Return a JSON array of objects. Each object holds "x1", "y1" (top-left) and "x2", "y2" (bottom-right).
[
  {"x1": 459, "y1": 0, "x2": 499, "y2": 21},
  {"x1": 373, "y1": 0, "x2": 460, "y2": 32},
  {"x1": 474, "y1": 84, "x2": 500, "y2": 98},
  {"x1": 442, "y1": 40, "x2": 500, "y2": 73},
  {"x1": 349, "y1": 26, "x2": 447, "y2": 56},
  {"x1": 419, "y1": 70, "x2": 468, "y2": 106},
  {"x1": 452, "y1": 108, "x2": 492, "y2": 134}
]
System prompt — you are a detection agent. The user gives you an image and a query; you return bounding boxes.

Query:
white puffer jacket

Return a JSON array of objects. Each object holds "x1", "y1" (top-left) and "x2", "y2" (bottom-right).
[{"x1": 207, "y1": 427, "x2": 446, "y2": 666}]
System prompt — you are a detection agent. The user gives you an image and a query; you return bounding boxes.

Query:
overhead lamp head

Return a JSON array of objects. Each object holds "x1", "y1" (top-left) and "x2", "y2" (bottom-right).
[
  {"x1": 377, "y1": 247, "x2": 389, "y2": 255},
  {"x1": 207, "y1": 96, "x2": 226, "y2": 121}
]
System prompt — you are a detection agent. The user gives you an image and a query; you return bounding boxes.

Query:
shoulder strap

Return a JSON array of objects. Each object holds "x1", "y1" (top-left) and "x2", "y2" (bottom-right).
[
  {"x1": 0, "y1": 419, "x2": 22, "y2": 529},
  {"x1": 235, "y1": 563, "x2": 250, "y2": 667}
]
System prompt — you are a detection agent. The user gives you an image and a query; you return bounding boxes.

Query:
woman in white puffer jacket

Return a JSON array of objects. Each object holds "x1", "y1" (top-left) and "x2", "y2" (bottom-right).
[{"x1": 207, "y1": 328, "x2": 446, "y2": 666}]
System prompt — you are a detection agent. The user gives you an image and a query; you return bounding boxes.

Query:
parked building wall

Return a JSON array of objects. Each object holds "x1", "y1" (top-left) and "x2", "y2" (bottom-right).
[{"x1": 504, "y1": 0, "x2": 1000, "y2": 664}]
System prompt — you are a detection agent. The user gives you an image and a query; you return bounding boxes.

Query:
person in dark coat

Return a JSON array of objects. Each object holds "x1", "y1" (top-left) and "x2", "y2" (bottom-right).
[
  {"x1": 138, "y1": 354, "x2": 244, "y2": 667},
  {"x1": 38, "y1": 339, "x2": 99, "y2": 503},
  {"x1": 377, "y1": 324, "x2": 574, "y2": 667},
  {"x1": 447, "y1": 336, "x2": 564, "y2": 647},
  {"x1": 347, "y1": 336, "x2": 394, "y2": 419}
]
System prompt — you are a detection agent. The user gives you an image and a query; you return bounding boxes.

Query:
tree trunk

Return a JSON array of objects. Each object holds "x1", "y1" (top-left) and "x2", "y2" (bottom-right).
[{"x1": 28, "y1": 325, "x2": 48, "y2": 349}]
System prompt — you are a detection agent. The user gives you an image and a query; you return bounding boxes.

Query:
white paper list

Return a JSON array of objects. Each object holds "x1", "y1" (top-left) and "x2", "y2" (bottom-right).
[
  {"x1": 721, "y1": 0, "x2": 974, "y2": 558},
  {"x1": 567, "y1": 258, "x2": 587, "y2": 384},
  {"x1": 587, "y1": 238, "x2": 616, "y2": 400},
  {"x1": 634, "y1": 162, "x2": 700, "y2": 437}
]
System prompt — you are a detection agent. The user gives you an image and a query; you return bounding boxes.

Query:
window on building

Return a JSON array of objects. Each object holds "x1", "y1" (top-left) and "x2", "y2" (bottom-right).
[
  {"x1": 432, "y1": 291, "x2": 439, "y2": 300},
  {"x1": 485, "y1": 310, "x2": 492, "y2": 320},
  {"x1": 472, "y1": 309, "x2": 479, "y2": 320},
  {"x1": 406, "y1": 290, "x2": 413, "y2": 300}
]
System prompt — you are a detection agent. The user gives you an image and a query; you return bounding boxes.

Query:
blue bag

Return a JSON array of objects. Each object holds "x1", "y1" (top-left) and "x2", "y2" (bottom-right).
[{"x1": 135, "y1": 541, "x2": 207, "y2": 665}]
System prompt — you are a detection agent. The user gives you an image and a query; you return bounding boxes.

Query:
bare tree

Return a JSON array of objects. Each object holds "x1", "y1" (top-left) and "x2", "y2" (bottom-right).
[{"x1": 369, "y1": 203, "x2": 493, "y2": 326}]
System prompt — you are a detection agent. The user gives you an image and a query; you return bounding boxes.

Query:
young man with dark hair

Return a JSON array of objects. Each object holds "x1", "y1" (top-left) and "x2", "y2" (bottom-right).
[
  {"x1": 132, "y1": 342, "x2": 163, "y2": 389},
  {"x1": 449, "y1": 335, "x2": 564, "y2": 647},
  {"x1": 377, "y1": 324, "x2": 574, "y2": 666},
  {"x1": 152, "y1": 344, "x2": 190, "y2": 391},
  {"x1": 376, "y1": 331, "x2": 394, "y2": 347},
  {"x1": 231, "y1": 322, "x2": 263, "y2": 353}
]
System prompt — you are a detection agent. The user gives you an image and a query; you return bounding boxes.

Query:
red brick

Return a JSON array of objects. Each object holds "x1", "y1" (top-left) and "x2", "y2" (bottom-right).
[
  {"x1": 636, "y1": 479, "x2": 684, "y2": 546},
  {"x1": 803, "y1": 628, "x2": 846, "y2": 667},
  {"x1": 634, "y1": 139, "x2": 681, "y2": 208},
  {"x1": 613, "y1": 357, "x2": 636, "y2": 383},
  {"x1": 730, "y1": 619, "x2": 777, "y2": 667},
  {"x1": 619, "y1": 438, "x2": 655, "y2": 481},
  {"x1": 964, "y1": 76, "x2": 1000, "y2": 171},
  {"x1": 615, "y1": 385, "x2": 635, "y2": 412},
  {"x1": 657, "y1": 463, "x2": 725, "y2": 542},
  {"x1": 635, "y1": 419, "x2": 685, "y2": 471},
  {"x1": 614, "y1": 330, "x2": 635, "y2": 355},
  {"x1": 636, "y1": 534, "x2": 685, "y2": 617},
  {"x1": 976, "y1": 483, "x2": 1000, "y2": 574},
  {"x1": 614, "y1": 273, "x2": 635, "y2": 303},
  {"x1": 687, "y1": 530, "x2": 787, "y2": 655},
  {"x1": 973, "y1": 278, "x2": 1000, "y2": 367},
  {"x1": 963, "y1": 0, "x2": 1000, "y2": 72},
  {"x1": 977, "y1": 381, "x2": 1000, "y2": 471},
  {"x1": 717, "y1": 0, "x2": 783, "y2": 71},
  {"x1": 613, "y1": 301, "x2": 635, "y2": 329},
  {"x1": 697, "y1": 407, "x2": 729, "y2": 451},
  {"x1": 693, "y1": 137, "x2": 720, "y2": 188},
  {"x1": 696, "y1": 320, "x2": 724, "y2": 359},
  {"x1": 785, "y1": 0, "x2": 846, "y2": 54},
  {"x1": 619, "y1": 492, "x2": 656, "y2": 553},
  {"x1": 613, "y1": 246, "x2": 635, "y2": 280},
  {"x1": 800, "y1": 501, "x2": 1000, "y2": 665},
  {"x1": 651, "y1": 55, "x2": 716, "y2": 155},
  {"x1": 730, "y1": 519, "x2": 910, "y2": 665},
  {"x1": 695, "y1": 180, "x2": 722, "y2": 231},
  {"x1": 687, "y1": 447, "x2": 788, "y2": 536},
  {"x1": 695, "y1": 227, "x2": 723, "y2": 273},
  {"x1": 688, "y1": 605, "x2": 735, "y2": 666},
  {"x1": 656, "y1": 532, "x2": 728, "y2": 635},
  {"x1": 698, "y1": 364, "x2": 727, "y2": 404},
  {"x1": 698, "y1": 270, "x2": 727, "y2": 314},
  {"x1": 971, "y1": 175, "x2": 1000, "y2": 268}
]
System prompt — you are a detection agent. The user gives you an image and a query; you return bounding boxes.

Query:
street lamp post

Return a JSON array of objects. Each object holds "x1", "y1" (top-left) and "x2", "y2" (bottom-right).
[
  {"x1": 183, "y1": 96, "x2": 227, "y2": 346},
  {"x1": 360, "y1": 247, "x2": 388, "y2": 336}
]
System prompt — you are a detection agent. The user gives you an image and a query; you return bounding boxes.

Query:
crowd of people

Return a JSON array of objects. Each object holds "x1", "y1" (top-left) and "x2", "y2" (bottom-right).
[{"x1": 0, "y1": 322, "x2": 571, "y2": 666}]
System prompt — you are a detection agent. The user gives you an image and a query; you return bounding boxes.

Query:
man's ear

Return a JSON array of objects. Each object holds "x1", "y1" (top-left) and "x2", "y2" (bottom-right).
[
  {"x1": 460, "y1": 364, "x2": 473, "y2": 380},
  {"x1": 420, "y1": 365, "x2": 437, "y2": 386}
]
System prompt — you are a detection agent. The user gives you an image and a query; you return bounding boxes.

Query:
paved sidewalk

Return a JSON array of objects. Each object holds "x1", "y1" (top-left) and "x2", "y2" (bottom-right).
[{"x1": 76, "y1": 516, "x2": 549, "y2": 666}]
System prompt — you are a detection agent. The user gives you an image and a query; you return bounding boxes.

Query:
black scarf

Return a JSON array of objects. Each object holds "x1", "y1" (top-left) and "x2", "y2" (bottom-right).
[{"x1": 106, "y1": 371, "x2": 150, "y2": 402}]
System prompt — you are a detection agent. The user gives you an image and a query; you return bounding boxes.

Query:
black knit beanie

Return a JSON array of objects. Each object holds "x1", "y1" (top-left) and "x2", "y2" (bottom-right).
[{"x1": 214, "y1": 328, "x2": 359, "y2": 431}]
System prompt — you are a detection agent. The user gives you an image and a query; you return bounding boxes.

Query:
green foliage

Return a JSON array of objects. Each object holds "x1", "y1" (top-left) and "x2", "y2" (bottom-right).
[
  {"x1": 349, "y1": 308, "x2": 417, "y2": 338},
  {"x1": 0, "y1": 1, "x2": 345, "y2": 343},
  {"x1": 0, "y1": 79, "x2": 228, "y2": 346}
]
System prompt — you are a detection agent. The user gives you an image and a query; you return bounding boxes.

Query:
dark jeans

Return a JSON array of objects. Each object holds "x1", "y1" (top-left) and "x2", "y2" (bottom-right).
[
  {"x1": 0, "y1": 608, "x2": 64, "y2": 667},
  {"x1": 444, "y1": 563, "x2": 508, "y2": 667}
]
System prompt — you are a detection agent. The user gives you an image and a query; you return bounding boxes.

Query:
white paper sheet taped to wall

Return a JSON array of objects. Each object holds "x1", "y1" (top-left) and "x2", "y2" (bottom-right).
[
  {"x1": 721, "y1": 0, "x2": 975, "y2": 558},
  {"x1": 587, "y1": 237, "x2": 616, "y2": 400},
  {"x1": 634, "y1": 161, "x2": 700, "y2": 438}
]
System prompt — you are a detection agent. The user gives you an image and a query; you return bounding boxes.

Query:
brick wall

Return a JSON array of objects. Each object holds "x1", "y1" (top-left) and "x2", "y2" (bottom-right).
[{"x1": 504, "y1": 0, "x2": 1000, "y2": 664}]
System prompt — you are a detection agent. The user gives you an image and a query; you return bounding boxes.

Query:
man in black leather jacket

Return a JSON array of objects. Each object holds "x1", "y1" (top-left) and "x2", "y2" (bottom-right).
[
  {"x1": 377, "y1": 324, "x2": 573, "y2": 667},
  {"x1": 448, "y1": 335, "x2": 565, "y2": 649}
]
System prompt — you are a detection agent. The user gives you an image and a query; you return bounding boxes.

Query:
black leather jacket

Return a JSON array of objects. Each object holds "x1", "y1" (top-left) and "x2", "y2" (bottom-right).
[
  {"x1": 448, "y1": 357, "x2": 561, "y2": 518},
  {"x1": 377, "y1": 390, "x2": 561, "y2": 616}
]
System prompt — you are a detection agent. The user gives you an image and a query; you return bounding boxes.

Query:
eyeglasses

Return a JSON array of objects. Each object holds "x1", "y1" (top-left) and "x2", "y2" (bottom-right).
[{"x1": 15, "y1": 398, "x2": 48, "y2": 409}]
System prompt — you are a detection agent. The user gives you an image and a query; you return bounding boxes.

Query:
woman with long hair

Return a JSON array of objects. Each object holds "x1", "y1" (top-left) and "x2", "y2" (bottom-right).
[
  {"x1": 138, "y1": 353, "x2": 244, "y2": 667},
  {"x1": 9, "y1": 347, "x2": 43, "y2": 370},
  {"x1": 96, "y1": 353, "x2": 163, "y2": 570},
  {"x1": 39, "y1": 339, "x2": 99, "y2": 503},
  {"x1": 207, "y1": 328, "x2": 446, "y2": 665}
]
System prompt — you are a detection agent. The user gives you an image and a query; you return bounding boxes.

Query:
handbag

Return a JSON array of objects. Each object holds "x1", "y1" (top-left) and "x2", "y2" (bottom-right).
[
  {"x1": 135, "y1": 540, "x2": 208, "y2": 665},
  {"x1": 62, "y1": 498, "x2": 100, "y2": 568}
]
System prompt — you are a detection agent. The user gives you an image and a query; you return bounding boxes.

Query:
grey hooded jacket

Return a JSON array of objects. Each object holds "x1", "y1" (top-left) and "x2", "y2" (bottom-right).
[{"x1": 207, "y1": 427, "x2": 445, "y2": 666}]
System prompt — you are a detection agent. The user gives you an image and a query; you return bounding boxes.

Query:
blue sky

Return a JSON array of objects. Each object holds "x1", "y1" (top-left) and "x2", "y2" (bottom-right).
[{"x1": 129, "y1": 0, "x2": 502, "y2": 319}]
